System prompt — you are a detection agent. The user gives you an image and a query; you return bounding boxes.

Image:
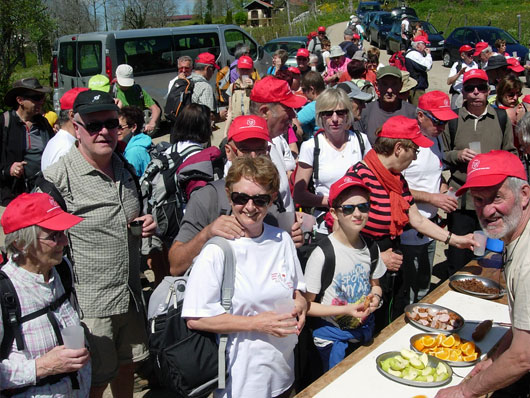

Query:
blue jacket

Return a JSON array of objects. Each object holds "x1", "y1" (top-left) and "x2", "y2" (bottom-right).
[{"x1": 124, "y1": 133, "x2": 152, "y2": 176}]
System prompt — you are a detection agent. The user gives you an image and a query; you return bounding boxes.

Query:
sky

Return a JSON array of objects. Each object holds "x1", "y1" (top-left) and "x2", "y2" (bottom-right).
[{"x1": 178, "y1": 0, "x2": 195, "y2": 14}]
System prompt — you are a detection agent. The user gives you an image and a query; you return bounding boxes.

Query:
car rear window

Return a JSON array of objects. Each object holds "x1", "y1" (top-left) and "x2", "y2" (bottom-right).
[
  {"x1": 78, "y1": 41, "x2": 102, "y2": 77},
  {"x1": 59, "y1": 42, "x2": 76, "y2": 77},
  {"x1": 477, "y1": 29, "x2": 517, "y2": 45}
]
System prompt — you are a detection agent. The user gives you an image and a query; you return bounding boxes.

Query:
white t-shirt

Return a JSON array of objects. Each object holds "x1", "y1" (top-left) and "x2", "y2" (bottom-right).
[
  {"x1": 182, "y1": 224, "x2": 305, "y2": 398},
  {"x1": 448, "y1": 60, "x2": 479, "y2": 93},
  {"x1": 305, "y1": 234, "x2": 386, "y2": 330},
  {"x1": 298, "y1": 131, "x2": 371, "y2": 233},
  {"x1": 401, "y1": 135, "x2": 444, "y2": 245},
  {"x1": 272, "y1": 135, "x2": 296, "y2": 172},
  {"x1": 41, "y1": 129, "x2": 76, "y2": 171}
]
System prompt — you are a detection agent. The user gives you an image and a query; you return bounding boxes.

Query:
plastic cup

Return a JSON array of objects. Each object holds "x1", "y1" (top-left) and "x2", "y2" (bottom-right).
[
  {"x1": 277, "y1": 211, "x2": 295, "y2": 233},
  {"x1": 469, "y1": 141, "x2": 481, "y2": 154},
  {"x1": 446, "y1": 190, "x2": 457, "y2": 199},
  {"x1": 274, "y1": 298, "x2": 296, "y2": 330},
  {"x1": 61, "y1": 325, "x2": 85, "y2": 349},
  {"x1": 473, "y1": 230, "x2": 487, "y2": 257},
  {"x1": 129, "y1": 220, "x2": 143, "y2": 237},
  {"x1": 300, "y1": 213, "x2": 316, "y2": 233}
]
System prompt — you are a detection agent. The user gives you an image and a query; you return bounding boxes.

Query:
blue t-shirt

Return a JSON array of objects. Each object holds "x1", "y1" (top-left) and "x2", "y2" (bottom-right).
[{"x1": 297, "y1": 101, "x2": 319, "y2": 138}]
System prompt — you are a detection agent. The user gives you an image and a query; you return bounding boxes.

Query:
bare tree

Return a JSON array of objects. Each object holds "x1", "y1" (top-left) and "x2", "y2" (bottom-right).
[
  {"x1": 114, "y1": 0, "x2": 177, "y2": 29},
  {"x1": 46, "y1": 0, "x2": 94, "y2": 36}
]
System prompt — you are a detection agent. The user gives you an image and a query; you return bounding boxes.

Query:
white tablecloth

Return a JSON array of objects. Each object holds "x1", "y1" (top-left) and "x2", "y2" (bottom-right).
[{"x1": 315, "y1": 290, "x2": 510, "y2": 398}]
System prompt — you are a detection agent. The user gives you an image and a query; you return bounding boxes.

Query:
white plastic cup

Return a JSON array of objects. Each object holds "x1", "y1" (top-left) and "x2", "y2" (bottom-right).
[
  {"x1": 446, "y1": 190, "x2": 457, "y2": 199},
  {"x1": 274, "y1": 298, "x2": 296, "y2": 330},
  {"x1": 300, "y1": 213, "x2": 316, "y2": 233},
  {"x1": 277, "y1": 211, "x2": 295, "y2": 233},
  {"x1": 473, "y1": 230, "x2": 487, "y2": 257},
  {"x1": 61, "y1": 325, "x2": 85, "y2": 349},
  {"x1": 469, "y1": 141, "x2": 481, "y2": 154}
]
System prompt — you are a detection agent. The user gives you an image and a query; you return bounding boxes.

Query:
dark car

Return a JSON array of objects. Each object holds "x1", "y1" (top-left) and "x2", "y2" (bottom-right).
[
  {"x1": 442, "y1": 26, "x2": 529, "y2": 67},
  {"x1": 361, "y1": 11, "x2": 380, "y2": 35},
  {"x1": 263, "y1": 36, "x2": 307, "y2": 67},
  {"x1": 367, "y1": 11, "x2": 394, "y2": 49},
  {"x1": 386, "y1": 19, "x2": 445, "y2": 58},
  {"x1": 356, "y1": 1, "x2": 381, "y2": 19},
  {"x1": 390, "y1": 6, "x2": 418, "y2": 19}
]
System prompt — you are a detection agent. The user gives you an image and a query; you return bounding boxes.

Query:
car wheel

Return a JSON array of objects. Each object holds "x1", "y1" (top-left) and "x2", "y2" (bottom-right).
[{"x1": 443, "y1": 51, "x2": 451, "y2": 67}]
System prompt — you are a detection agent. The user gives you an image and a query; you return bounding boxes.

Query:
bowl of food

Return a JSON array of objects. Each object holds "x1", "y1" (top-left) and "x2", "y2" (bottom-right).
[
  {"x1": 376, "y1": 349, "x2": 452, "y2": 387},
  {"x1": 405, "y1": 303, "x2": 464, "y2": 333},
  {"x1": 410, "y1": 333, "x2": 481, "y2": 367},
  {"x1": 449, "y1": 275, "x2": 505, "y2": 300}
]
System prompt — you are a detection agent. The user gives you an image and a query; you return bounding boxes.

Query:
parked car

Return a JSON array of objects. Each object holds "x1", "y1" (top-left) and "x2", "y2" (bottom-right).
[
  {"x1": 361, "y1": 11, "x2": 381, "y2": 35},
  {"x1": 367, "y1": 11, "x2": 394, "y2": 49},
  {"x1": 263, "y1": 36, "x2": 307, "y2": 68},
  {"x1": 442, "y1": 26, "x2": 529, "y2": 67},
  {"x1": 390, "y1": 6, "x2": 418, "y2": 19},
  {"x1": 386, "y1": 19, "x2": 445, "y2": 58},
  {"x1": 356, "y1": 1, "x2": 381, "y2": 19}
]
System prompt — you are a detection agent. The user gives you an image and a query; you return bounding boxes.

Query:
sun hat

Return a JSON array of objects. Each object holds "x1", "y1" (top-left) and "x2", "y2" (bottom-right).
[
  {"x1": 400, "y1": 71, "x2": 418, "y2": 93},
  {"x1": 330, "y1": 46, "x2": 346, "y2": 58},
  {"x1": 1, "y1": 193, "x2": 83, "y2": 234},
  {"x1": 227, "y1": 115, "x2": 271, "y2": 143},
  {"x1": 115, "y1": 64, "x2": 135, "y2": 87},
  {"x1": 60, "y1": 87, "x2": 90, "y2": 110},
  {"x1": 378, "y1": 115, "x2": 433, "y2": 148},
  {"x1": 484, "y1": 55, "x2": 508, "y2": 71},
  {"x1": 250, "y1": 76, "x2": 307, "y2": 108},
  {"x1": 3, "y1": 78, "x2": 51, "y2": 108},
  {"x1": 418, "y1": 91, "x2": 458, "y2": 121},
  {"x1": 73, "y1": 90, "x2": 119, "y2": 115},
  {"x1": 336, "y1": 82, "x2": 373, "y2": 102},
  {"x1": 328, "y1": 175, "x2": 370, "y2": 208},
  {"x1": 456, "y1": 150, "x2": 527, "y2": 196}
]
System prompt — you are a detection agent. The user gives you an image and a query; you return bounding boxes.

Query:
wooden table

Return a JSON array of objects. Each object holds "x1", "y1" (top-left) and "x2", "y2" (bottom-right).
[{"x1": 295, "y1": 260, "x2": 508, "y2": 397}]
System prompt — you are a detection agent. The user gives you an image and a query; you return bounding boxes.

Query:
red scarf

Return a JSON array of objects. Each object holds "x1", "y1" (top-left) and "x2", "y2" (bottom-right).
[{"x1": 364, "y1": 149, "x2": 410, "y2": 237}]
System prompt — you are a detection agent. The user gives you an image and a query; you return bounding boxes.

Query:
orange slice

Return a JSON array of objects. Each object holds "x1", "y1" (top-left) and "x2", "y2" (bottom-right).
[
  {"x1": 463, "y1": 352, "x2": 478, "y2": 361},
  {"x1": 461, "y1": 342, "x2": 476, "y2": 356},
  {"x1": 442, "y1": 335, "x2": 456, "y2": 347},
  {"x1": 422, "y1": 335, "x2": 436, "y2": 348},
  {"x1": 434, "y1": 334, "x2": 444, "y2": 347},
  {"x1": 435, "y1": 348, "x2": 450, "y2": 360},
  {"x1": 449, "y1": 350, "x2": 460, "y2": 361},
  {"x1": 414, "y1": 339, "x2": 425, "y2": 351}
]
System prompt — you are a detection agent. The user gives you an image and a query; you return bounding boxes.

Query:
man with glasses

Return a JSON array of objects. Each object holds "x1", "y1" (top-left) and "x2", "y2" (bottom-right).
[
  {"x1": 1, "y1": 78, "x2": 54, "y2": 207},
  {"x1": 42, "y1": 90, "x2": 157, "y2": 398},
  {"x1": 168, "y1": 115, "x2": 303, "y2": 276},
  {"x1": 447, "y1": 45, "x2": 479, "y2": 108},
  {"x1": 441, "y1": 68, "x2": 516, "y2": 279},
  {"x1": 166, "y1": 55, "x2": 193, "y2": 98},
  {"x1": 404, "y1": 36, "x2": 433, "y2": 106},
  {"x1": 401, "y1": 91, "x2": 458, "y2": 309}
]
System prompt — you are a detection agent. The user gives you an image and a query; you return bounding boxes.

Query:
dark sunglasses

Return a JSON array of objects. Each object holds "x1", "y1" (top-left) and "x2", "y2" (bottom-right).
[
  {"x1": 118, "y1": 124, "x2": 131, "y2": 131},
  {"x1": 320, "y1": 109, "x2": 348, "y2": 118},
  {"x1": 336, "y1": 202, "x2": 370, "y2": 215},
  {"x1": 76, "y1": 118, "x2": 120, "y2": 133},
  {"x1": 24, "y1": 93, "x2": 46, "y2": 102},
  {"x1": 231, "y1": 192, "x2": 271, "y2": 207},
  {"x1": 296, "y1": 57, "x2": 309, "y2": 61},
  {"x1": 463, "y1": 83, "x2": 489, "y2": 93},
  {"x1": 38, "y1": 230, "x2": 65, "y2": 244},
  {"x1": 424, "y1": 111, "x2": 447, "y2": 126}
]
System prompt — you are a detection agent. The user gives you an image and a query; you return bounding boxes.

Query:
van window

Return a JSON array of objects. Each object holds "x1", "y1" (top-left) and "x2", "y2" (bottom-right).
[
  {"x1": 224, "y1": 29, "x2": 257, "y2": 59},
  {"x1": 59, "y1": 42, "x2": 76, "y2": 77},
  {"x1": 116, "y1": 36, "x2": 175, "y2": 75},
  {"x1": 78, "y1": 41, "x2": 102, "y2": 76},
  {"x1": 173, "y1": 33, "x2": 220, "y2": 63}
]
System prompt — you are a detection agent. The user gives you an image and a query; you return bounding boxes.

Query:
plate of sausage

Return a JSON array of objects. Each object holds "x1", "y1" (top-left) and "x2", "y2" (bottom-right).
[{"x1": 405, "y1": 303, "x2": 464, "y2": 334}]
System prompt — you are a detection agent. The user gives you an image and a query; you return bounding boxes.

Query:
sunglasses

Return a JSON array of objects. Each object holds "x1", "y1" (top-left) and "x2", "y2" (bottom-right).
[
  {"x1": 39, "y1": 230, "x2": 66, "y2": 244},
  {"x1": 336, "y1": 202, "x2": 370, "y2": 215},
  {"x1": 320, "y1": 109, "x2": 348, "y2": 118},
  {"x1": 230, "y1": 143, "x2": 270, "y2": 155},
  {"x1": 296, "y1": 57, "x2": 309, "y2": 61},
  {"x1": 231, "y1": 192, "x2": 271, "y2": 207},
  {"x1": 463, "y1": 83, "x2": 489, "y2": 93},
  {"x1": 75, "y1": 118, "x2": 120, "y2": 133},
  {"x1": 24, "y1": 93, "x2": 46, "y2": 102},
  {"x1": 118, "y1": 124, "x2": 131, "y2": 131},
  {"x1": 424, "y1": 111, "x2": 447, "y2": 126}
]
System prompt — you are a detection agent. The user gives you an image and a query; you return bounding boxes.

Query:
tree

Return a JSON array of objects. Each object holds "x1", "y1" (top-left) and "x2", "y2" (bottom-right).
[
  {"x1": 114, "y1": 0, "x2": 176, "y2": 29},
  {"x1": 204, "y1": 0, "x2": 214, "y2": 24},
  {"x1": 46, "y1": 0, "x2": 95, "y2": 36},
  {"x1": 234, "y1": 11, "x2": 247, "y2": 26},
  {"x1": 225, "y1": 9, "x2": 233, "y2": 24},
  {"x1": 0, "y1": 0, "x2": 55, "y2": 109}
]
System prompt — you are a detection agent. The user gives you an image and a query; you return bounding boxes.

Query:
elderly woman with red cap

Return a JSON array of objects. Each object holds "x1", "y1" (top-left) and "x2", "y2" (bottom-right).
[
  {"x1": 0, "y1": 193, "x2": 90, "y2": 396},
  {"x1": 345, "y1": 116, "x2": 475, "y2": 328}
]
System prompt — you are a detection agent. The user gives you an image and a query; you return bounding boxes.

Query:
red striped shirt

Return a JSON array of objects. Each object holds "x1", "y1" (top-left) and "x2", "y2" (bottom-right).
[{"x1": 345, "y1": 162, "x2": 415, "y2": 239}]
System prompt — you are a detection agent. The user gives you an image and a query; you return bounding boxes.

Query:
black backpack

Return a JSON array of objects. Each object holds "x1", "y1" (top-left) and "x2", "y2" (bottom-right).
[
  {"x1": 164, "y1": 78, "x2": 194, "y2": 122},
  {"x1": 147, "y1": 237, "x2": 236, "y2": 397}
]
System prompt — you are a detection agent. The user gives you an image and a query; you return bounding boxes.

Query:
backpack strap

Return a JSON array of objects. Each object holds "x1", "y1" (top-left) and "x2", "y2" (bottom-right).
[
  {"x1": 203, "y1": 236, "x2": 236, "y2": 390},
  {"x1": 493, "y1": 106, "x2": 508, "y2": 134},
  {"x1": 0, "y1": 270, "x2": 24, "y2": 359},
  {"x1": 315, "y1": 236, "x2": 335, "y2": 303},
  {"x1": 34, "y1": 175, "x2": 67, "y2": 211},
  {"x1": 352, "y1": 130, "x2": 366, "y2": 158},
  {"x1": 363, "y1": 235, "x2": 380, "y2": 278},
  {"x1": 312, "y1": 131, "x2": 322, "y2": 182}
]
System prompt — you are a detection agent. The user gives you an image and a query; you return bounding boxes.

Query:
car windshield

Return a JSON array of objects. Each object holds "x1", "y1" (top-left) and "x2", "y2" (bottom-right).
[
  {"x1": 422, "y1": 22, "x2": 439, "y2": 34},
  {"x1": 477, "y1": 29, "x2": 517, "y2": 45},
  {"x1": 264, "y1": 41, "x2": 304, "y2": 56}
]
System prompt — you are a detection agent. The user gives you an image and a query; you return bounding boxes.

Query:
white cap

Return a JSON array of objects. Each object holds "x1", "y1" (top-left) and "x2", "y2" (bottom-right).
[{"x1": 116, "y1": 64, "x2": 134, "y2": 87}]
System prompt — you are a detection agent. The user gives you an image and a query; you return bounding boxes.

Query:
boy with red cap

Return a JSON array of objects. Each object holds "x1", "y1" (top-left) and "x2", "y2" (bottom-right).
[
  {"x1": 447, "y1": 44, "x2": 479, "y2": 108},
  {"x1": 224, "y1": 55, "x2": 255, "y2": 136},
  {"x1": 303, "y1": 175, "x2": 386, "y2": 372},
  {"x1": 436, "y1": 150, "x2": 530, "y2": 398},
  {"x1": 404, "y1": 36, "x2": 433, "y2": 105}
]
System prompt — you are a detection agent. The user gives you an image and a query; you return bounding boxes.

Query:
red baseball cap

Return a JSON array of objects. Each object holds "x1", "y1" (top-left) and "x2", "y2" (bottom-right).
[
  {"x1": 227, "y1": 115, "x2": 271, "y2": 143},
  {"x1": 378, "y1": 116, "x2": 433, "y2": 148},
  {"x1": 353, "y1": 33, "x2": 361, "y2": 40},
  {"x1": 237, "y1": 55, "x2": 253, "y2": 70},
  {"x1": 318, "y1": 26, "x2": 326, "y2": 33},
  {"x1": 250, "y1": 76, "x2": 307, "y2": 108},
  {"x1": 288, "y1": 66, "x2": 301, "y2": 75},
  {"x1": 195, "y1": 52, "x2": 220, "y2": 70},
  {"x1": 413, "y1": 35, "x2": 430, "y2": 45},
  {"x1": 459, "y1": 44, "x2": 473, "y2": 53},
  {"x1": 296, "y1": 48, "x2": 310, "y2": 58},
  {"x1": 60, "y1": 87, "x2": 89, "y2": 110},
  {"x1": 418, "y1": 91, "x2": 458, "y2": 121},
  {"x1": 473, "y1": 42, "x2": 489, "y2": 56},
  {"x1": 328, "y1": 175, "x2": 370, "y2": 208},
  {"x1": 463, "y1": 68, "x2": 488, "y2": 83},
  {"x1": 1, "y1": 193, "x2": 83, "y2": 234},
  {"x1": 522, "y1": 94, "x2": 530, "y2": 104},
  {"x1": 456, "y1": 150, "x2": 527, "y2": 196},
  {"x1": 507, "y1": 57, "x2": 524, "y2": 73}
]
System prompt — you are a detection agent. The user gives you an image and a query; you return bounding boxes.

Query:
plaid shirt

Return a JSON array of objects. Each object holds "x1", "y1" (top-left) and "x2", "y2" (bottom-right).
[
  {"x1": 190, "y1": 72, "x2": 216, "y2": 112},
  {"x1": 43, "y1": 145, "x2": 142, "y2": 318},
  {"x1": 0, "y1": 259, "x2": 91, "y2": 396}
]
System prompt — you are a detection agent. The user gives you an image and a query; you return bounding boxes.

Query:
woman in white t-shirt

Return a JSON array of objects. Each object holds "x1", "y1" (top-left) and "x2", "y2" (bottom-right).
[
  {"x1": 293, "y1": 88, "x2": 371, "y2": 235},
  {"x1": 182, "y1": 156, "x2": 307, "y2": 398}
]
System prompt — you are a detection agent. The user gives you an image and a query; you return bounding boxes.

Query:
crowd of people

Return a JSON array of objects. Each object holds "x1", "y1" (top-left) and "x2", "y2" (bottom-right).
[{"x1": 0, "y1": 20, "x2": 529, "y2": 398}]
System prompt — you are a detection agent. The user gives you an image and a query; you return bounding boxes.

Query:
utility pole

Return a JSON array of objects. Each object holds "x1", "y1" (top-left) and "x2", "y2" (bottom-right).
[{"x1": 286, "y1": 0, "x2": 292, "y2": 35}]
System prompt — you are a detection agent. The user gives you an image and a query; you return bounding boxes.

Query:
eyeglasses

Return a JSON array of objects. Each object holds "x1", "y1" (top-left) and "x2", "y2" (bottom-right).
[
  {"x1": 38, "y1": 230, "x2": 66, "y2": 244},
  {"x1": 231, "y1": 192, "x2": 271, "y2": 207},
  {"x1": 118, "y1": 124, "x2": 131, "y2": 131},
  {"x1": 230, "y1": 144, "x2": 270, "y2": 156},
  {"x1": 403, "y1": 144, "x2": 420, "y2": 155},
  {"x1": 75, "y1": 118, "x2": 120, "y2": 134},
  {"x1": 24, "y1": 93, "x2": 46, "y2": 102},
  {"x1": 336, "y1": 202, "x2": 370, "y2": 215},
  {"x1": 423, "y1": 111, "x2": 448, "y2": 126},
  {"x1": 463, "y1": 83, "x2": 489, "y2": 93},
  {"x1": 320, "y1": 109, "x2": 348, "y2": 118}
]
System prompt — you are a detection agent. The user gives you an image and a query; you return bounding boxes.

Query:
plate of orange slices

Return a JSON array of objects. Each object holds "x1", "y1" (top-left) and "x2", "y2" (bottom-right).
[{"x1": 410, "y1": 333, "x2": 482, "y2": 367}]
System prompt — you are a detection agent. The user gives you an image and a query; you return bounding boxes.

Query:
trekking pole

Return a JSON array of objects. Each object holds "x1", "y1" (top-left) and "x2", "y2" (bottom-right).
[{"x1": 388, "y1": 248, "x2": 402, "y2": 325}]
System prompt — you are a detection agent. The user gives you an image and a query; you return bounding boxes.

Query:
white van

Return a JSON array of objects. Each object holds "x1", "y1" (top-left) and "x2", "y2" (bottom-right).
[{"x1": 51, "y1": 24, "x2": 272, "y2": 111}]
